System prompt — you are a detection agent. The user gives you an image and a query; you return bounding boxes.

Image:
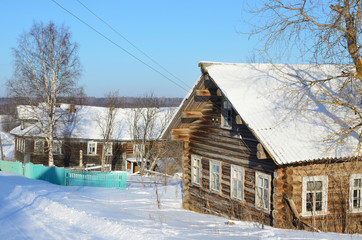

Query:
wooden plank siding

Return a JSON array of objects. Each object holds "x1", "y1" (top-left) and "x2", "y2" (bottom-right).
[{"x1": 171, "y1": 74, "x2": 277, "y2": 225}]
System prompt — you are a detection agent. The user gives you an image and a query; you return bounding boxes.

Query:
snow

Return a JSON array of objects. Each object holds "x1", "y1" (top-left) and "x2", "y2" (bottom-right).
[
  {"x1": 0, "y1": 172, "x2": 360, "y2": 239},
  {"x1": 11, "y1": 105, "x2": 176, "y2": 141},
  {"x1": 200, "y1": 62, "x2": 358, "y2": 165},
  {"x1": 0, "y1": 115, "x2": 15, "y2": 160}
]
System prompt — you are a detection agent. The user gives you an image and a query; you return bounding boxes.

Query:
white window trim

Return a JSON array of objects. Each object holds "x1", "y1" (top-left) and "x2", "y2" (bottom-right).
[
  {"x1": 350, "y1": 173, "x2": 362, "y2": 213},
  {"x1": 210, "y1": 160, "x2": 221, "y2": 194},
  {"x1": 87, "y1": 141, "x2": 97, "y2": 155},
  {"x1": 221, "y1": 99, "x2": 232, "y2": 129},
  {"x1": 191, "y1": 155, "x2": 201, "y2": 185},
  {"x1": 255, "y1": 171, "x2": 271, "y2": 211},
  {"x1": 34, "y1": 139, "x2": 45, "y2": 153},
  {"x1": 302, "y1": 175, "x2": 328, "y2": 217},
  {"x1": 52, "y1": 140, "x2": 62, "y2": 155},
  {"x1": 231, "y1": 165, "x2": 245, "y2": 202},
  {"x1": 104, "y1": 142, "x2": 113, "y2": 156}
]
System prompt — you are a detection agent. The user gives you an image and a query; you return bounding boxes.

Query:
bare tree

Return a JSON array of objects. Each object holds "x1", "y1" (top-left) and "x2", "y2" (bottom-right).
[
  {"x1": 7, "y1": 22, "x2": 81, "y2": 166},
  {"x1": 128, "y1": 92, "x2": 175, "y2": 174},
  {"x1": 96, "y1": 91, "x2": 120, "y2": 172},
  {"x1": 245, "y1": 0, "x2": 362, "y2": 154}
]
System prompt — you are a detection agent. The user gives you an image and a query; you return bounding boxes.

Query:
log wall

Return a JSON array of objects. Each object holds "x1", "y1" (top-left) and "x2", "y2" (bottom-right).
[
  {"x1": 176, "y1": 75, "x2": 277, "y2": 225},
  {"x1": 274, "y1": 160, "x2": 362, "y2": 234},
  {"x1": 13, "y1": 136, "x2": 125, "y2": 169}
]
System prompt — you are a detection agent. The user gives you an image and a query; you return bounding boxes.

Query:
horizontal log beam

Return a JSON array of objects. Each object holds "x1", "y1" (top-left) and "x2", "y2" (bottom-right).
[
  {"x1": 172, "y1": 128, "x2": 190, "y2": 135},
  {"x1": 182, "y1": 110, "x2": 203, "y2": 118},
  {"x1": 181, "y1": 117, "x2": 199, "y2": 123},
  {"x1": 195, "y1": 89, "x2": 211, "y2": 96}
]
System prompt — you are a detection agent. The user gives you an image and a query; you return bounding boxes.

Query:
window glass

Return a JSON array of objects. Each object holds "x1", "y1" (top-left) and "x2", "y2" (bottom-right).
[
  {"x1": 191, "y1": 155, "x2": 201, "y2": 185},
  {"x1": 351, "y1": 174, "x2": 362, "y2": 212},
  {"x1": 210, "y1": 161, "x2": 221, "y2": 192},
  {"x1": 302, "y1": 176, "x2": 328, "y2": 216},
  {"x1": 88, "y1": 141, "x2": 97, "y2": 154},
  {"x1": 255, "y1": 172, "x2": 270, "y2": 210}
]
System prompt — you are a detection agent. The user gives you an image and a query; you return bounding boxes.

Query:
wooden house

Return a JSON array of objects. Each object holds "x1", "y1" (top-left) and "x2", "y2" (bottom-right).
[
  {"x1": 163, "y1": 62, "x2": 362, "y2": 233},
  {"x1": 11, "y1": 104, "x2": 174, "y2": 172}
]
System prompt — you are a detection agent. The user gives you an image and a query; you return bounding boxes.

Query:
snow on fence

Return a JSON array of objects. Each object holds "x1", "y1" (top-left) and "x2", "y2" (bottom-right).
[{"x1": 0, "y1": 160, "x2": 127, "y2": 189}]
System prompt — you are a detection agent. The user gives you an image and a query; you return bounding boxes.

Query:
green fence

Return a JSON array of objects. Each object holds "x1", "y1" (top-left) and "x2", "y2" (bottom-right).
[
  {"x1": 0, "y1": 160, "x2": 23, "y2": 176},
  {"x1": 0, "y1": 160, "x2": 127, "y2": 189},
  {"x1": 24, "y1": 163, "x2": 66, "y2": 186},
  {"x1": 66, "y1": 170, "x2": 127, "y2": 189}
]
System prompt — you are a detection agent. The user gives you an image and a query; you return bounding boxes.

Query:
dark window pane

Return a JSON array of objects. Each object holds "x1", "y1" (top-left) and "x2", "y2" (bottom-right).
[
  {"x1": 315, "y1": 192, "x2": 322, "y2": 202},
  {"x1": 307, "y1": 202, "x2": 313, "y2": 212}
]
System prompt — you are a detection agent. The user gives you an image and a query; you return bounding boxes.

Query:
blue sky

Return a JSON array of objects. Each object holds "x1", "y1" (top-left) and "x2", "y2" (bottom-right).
[{"x1": 0, "y1": 0, "x2": 255, "y2": 98}]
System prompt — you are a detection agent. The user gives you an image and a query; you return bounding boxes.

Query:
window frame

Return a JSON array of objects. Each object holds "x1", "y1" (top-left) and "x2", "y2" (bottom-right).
[
  {"x1": 255, "y1": 171, "x2": 271, "y2": 211},
  {"x1": 221, "y1": 99, "x2": 233, "y2": 129},
  {"x1": 210, "y1": 160, "x2": 221, "y2": 194},
  {"x1": 231, "y1": 165, "x2": 245, "y2": 202},
  {"x1": 191, "y1": 155, "x2": 201, "y2": 186},
  {"x1": 87, "y1": 141, "x2": 97, "y2": 155},
  {"x1": 52, "y1": 140, "x2": 62, "y2": 155},
  {"x1": 350, "y1": 173, "x2": 362, "y2": 213},
  {"x1": 34, "y1": 139, "x2": 45, "y2": 153},
  {"x1": 302, "y1": 175, "x2": 328, "y2": 217}
]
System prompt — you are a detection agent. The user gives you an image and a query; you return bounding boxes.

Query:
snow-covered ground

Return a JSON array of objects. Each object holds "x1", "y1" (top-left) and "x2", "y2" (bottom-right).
[
  {"x1": 0, "y1": 115, "x2": 15, "y2": 160},
  {"x1": 0, "y1": 172, "x2": 360, "y2": 240}
]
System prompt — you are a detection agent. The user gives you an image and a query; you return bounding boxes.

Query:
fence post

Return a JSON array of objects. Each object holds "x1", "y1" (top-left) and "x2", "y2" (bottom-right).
[
  {"x1": 0, "y1": 136, "x2": 4, "y2": 160},
  {"x1": 79, "y1": 150, "x2": 83, "y2": 168}
]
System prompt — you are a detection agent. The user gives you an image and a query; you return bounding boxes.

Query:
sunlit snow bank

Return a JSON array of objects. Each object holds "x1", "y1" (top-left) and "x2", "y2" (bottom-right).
[{"x1": 0, "y1": 172, "x2": 360, "y2": 240}]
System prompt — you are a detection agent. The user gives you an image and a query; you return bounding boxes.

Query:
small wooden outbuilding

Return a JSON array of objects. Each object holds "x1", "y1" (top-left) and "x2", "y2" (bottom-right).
[{"x1": 163, "y1": 62, "x2": 362, "y2": 233}]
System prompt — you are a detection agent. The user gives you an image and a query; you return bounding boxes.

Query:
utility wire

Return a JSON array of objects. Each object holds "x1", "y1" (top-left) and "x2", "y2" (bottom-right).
[
  {"x1": 51, "y1": 0, "x2": 235, "y2": 147},
  {"x1": 76, "y1": 0, "x2": 190, "y2": 89},
  {"x1": 50, "y1": 0, "x2": 189, "y2": 93}
]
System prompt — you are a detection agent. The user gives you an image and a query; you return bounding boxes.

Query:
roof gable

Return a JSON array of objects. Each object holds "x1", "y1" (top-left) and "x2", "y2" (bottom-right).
[{"x1": 202, "y1": 62, "x2": 358, "y2": 165}]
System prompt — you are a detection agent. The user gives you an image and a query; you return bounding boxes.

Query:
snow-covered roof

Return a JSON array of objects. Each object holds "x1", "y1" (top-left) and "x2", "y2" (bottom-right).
[
  {"x1": 200, "y1": 62, "x2": 358, "y2": 165},
  {"x1": 17, "y1": 105, "x2": 37, "y2": 120},
  {"x1": 11, "y1": 104, "x2": 175, "y2": 141}
]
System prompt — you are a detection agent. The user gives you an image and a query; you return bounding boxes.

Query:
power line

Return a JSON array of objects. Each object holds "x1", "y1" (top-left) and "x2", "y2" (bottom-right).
[
  {"x1": 76, "y1": 0, "x2": 190, "y2": 90},
  {"x1": 50, "y1": 0, "x2": 189, "y2": 93}
]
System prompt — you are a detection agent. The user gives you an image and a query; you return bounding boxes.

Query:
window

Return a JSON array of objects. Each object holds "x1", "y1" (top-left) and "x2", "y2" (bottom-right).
[
  {"x1": 87, "y1": 141, "x2": 97, "y2": 155},
  {"x1": 210, "y1": 160, "x2": 221, "y2": 193},
  {"x1": 34, "y1": 139, "x2": 45, "y2": 153},
  {"x1": 231, "y1": 165, "x2": 244, "y2": 201},
  {"x1": 350, "y1": 174, "x2": 362, "y2": 213},
  {"x1": 191, "y1": 155, "x2": 201, "y2": 185},
  {"x1": 104, "y1": 142, "x2": 113, "y2": 156},
  {"x1": 221, "y1": 100, "x2": 232, "y2": 129},
  {"x1": 52, "y1": 140, "x2": 62, "y2": 155},
  {"x1": 302, "y1": 176, "x2": 328, "y2": 216},
  {"x1": 16, "y1": 138, "x2": 26, "y2": 153},
  {"x1": 255, "y1": 172, "x2": 271, "y2": 211}
]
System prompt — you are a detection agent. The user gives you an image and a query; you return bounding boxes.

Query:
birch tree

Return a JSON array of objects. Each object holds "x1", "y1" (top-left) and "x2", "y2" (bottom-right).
[
  {"x1": 96, "y1": 91, "x2": 120, "y2": 172},
  {"x1": 128, "y1": 92, "x2": 174, "y2": 174},
  {"x1": 7, "y1": 22, "x2": 81, "y2": 166},
  {"x1": 245, "y1": 0, "x2": 362, "y2": 153}
]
